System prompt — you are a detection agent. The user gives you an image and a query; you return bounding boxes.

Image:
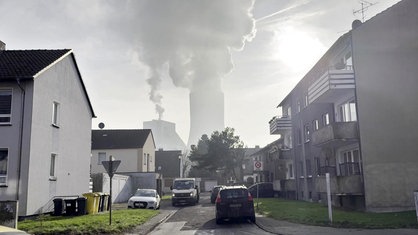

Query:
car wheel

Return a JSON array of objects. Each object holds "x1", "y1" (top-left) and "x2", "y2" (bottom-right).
[
  {"x1": 250, "y1": 216, "x2": 256, "y2": 223},
  {"x1": 172, "y1": 201, "x2": 175, "y2": 207},
  {"x1": 216, "y1": 218, "x2": 223, "y2": 225}
]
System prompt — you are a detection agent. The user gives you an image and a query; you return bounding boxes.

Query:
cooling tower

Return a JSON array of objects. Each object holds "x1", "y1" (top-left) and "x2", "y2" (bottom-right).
[
  {"x1": 143, "y1": 119, "x2": 186, "y2": 151},
  {"x1": 187, "y1": 91, "x2": 225, "y2": 148}
]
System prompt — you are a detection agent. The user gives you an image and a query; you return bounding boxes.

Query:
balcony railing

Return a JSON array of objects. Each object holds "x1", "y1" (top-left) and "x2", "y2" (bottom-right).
[
  {"x1": 308, "y1": 67, "x2": 355, "y2": 104},
  {"x1": 339, "y1": 162, "x2": 361, "y2": 176},
  {"x1": 279, "y1": 148, "x2": 292, "y2": 159},
  {"x1": 315, "y1": 174, "x2": 364, "y2": 195},
  {"x1": 311, "y1": 122, "x2": 359, "y2": 147},
  {"x1": 318, "y1": 166, "x2": 337, "y2": 177},
  {"x1": 269, "y1": 115, "x2": 292, "y2": 135}
]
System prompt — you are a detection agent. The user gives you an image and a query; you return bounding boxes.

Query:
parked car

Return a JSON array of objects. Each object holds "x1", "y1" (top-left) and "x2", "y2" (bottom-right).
[
  {"x1": 128, "y1": 189, "x2": 161, "y2": 209},
  {"x1": 210, "y1": 185, "x2": 224, "y2": 203},
  {"x1": 248, "y1": 182, "x2": 274, "y2": 198},
  {"x1": 215, "y1": 185, "x2": 255, "y2": 224}
]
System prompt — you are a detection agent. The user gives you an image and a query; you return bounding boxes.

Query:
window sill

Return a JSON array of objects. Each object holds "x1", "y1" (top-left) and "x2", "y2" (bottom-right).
[
  {"x1": 0, "y1": 184, "x2": 8, "y2": 187},
  {"x1": 0, "y1": 123, "x2": 12, "y2": 126},
  {"x1": 49, "y1": 176, "x2": 57, "y2": 181},
  {"x1": 51, "y1": 124, "x2": 60, "y2": 129}
]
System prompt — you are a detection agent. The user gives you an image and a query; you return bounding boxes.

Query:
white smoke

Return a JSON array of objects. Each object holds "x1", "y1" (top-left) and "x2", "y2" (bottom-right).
[{"x1": 135, "y1": 0, "x2": 256, "y2": 118}]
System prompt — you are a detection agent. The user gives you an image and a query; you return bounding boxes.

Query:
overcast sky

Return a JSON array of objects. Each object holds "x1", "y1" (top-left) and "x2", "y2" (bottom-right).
[{"x1": 0, "y1": 0, "x2": 401, "y2": 148}]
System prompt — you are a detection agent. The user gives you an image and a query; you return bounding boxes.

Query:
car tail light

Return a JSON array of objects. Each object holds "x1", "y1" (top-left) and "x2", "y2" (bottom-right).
[
  {"x1": 215, "y1": 195, "x2": 221, "y2": 204},
  {"x1": 248, "y1": 192, "x2": 253, "y2": 202}
]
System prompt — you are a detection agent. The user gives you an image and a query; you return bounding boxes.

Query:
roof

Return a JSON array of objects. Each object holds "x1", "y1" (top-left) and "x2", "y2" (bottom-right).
[
  {"x1": 0, "y1": 49, "x2": 71, "y2": 79},
  {"x1": 92, "y1": 129, "x2": 155, "y2": 150},
  {"x1": 0, "y1": 49, "x2": 96, "y2": 117}
]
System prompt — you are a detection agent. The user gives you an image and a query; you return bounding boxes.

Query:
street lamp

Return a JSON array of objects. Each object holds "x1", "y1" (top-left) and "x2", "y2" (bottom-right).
[{"x1": 178, "y1": 155, "x2": 183, "y2": 178}]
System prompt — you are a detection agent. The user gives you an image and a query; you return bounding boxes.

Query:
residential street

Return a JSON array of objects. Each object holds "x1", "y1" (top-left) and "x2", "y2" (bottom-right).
[{"x1": 123, "y1": 193, "x2": 418, "y2": 235}]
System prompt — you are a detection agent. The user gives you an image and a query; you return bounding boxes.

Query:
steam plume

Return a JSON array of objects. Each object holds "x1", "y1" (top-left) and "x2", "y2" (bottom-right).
[{"x1": 135, "y1": 0, "x2": 256, "y2": 118}]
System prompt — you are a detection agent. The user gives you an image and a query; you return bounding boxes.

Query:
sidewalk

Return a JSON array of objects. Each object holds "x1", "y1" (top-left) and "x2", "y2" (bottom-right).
[{"x1": 255, "y1": 214, "x2": 418, "y2": 235}]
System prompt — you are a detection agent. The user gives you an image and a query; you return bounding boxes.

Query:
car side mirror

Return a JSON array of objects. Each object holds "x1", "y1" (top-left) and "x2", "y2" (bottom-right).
[
  {"x1": 170, "y1": 186, "x2": 173, "y2": 190},
  {"x1": 195, "y1": 185, "x2": 198, "y2": 189}
]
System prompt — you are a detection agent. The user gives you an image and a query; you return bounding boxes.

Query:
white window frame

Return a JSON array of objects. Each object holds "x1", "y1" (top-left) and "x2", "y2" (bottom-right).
[
  {"x1": 50, "y1": 153, "x2": 57, "y2": 181},
  {"x1": 52, "y1": 101, "x2": 60, "y2": 127},
  {"x1": 98, "y1": 152, "x2": 106, "y2": 165},
  {"x1": 339, "y1": 100, "x2": 357, "y2": 122},
  {"x1": 322, "y1": 113, "x2": 330, "y2": 126},
  {"x1": 0, "y1": 89, "x2": 12, "y2": 125},
  {"x1": 0, "y1": 148, "x2": 8, "y2": 185}
]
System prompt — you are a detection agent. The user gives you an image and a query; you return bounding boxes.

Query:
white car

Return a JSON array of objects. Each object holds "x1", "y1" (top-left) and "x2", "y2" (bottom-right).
[{"x1": 128, "y1": 189, "x2": 161, "y2": 209}]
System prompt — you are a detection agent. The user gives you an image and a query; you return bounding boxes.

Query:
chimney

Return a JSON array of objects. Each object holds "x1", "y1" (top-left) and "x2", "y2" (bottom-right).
[{"x1": 0, "y1": 40, "x2": 5, "y2": 50}]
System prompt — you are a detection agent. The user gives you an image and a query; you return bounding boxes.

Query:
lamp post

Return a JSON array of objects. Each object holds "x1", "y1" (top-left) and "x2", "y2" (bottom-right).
[{"x1": 178, "y1": 155, "x2": 183, "y2": 178}]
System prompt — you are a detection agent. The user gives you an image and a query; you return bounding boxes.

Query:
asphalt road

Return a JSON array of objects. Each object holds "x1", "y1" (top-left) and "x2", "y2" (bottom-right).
[{"x1": 146, "y1": 193, "x2": 271, "y2": 235}]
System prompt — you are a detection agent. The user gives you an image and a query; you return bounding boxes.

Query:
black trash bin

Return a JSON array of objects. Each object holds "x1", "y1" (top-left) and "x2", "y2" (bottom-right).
[
  {"x1": 64, "y1": 199, "x2": 77, "y2": 216},
  {"x1": 76, "y1": 197, "x2": 87, "y2": 215},
  {"x1": 53, "y1": 198, "x2": 63, "y2": 216}
]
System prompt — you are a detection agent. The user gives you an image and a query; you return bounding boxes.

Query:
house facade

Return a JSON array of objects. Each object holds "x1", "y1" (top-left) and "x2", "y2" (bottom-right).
[
  {"x1": 0, "y1": 47, "x2": 95, "y2": 217},
  {"x1": 91, "y1": 129, "x2": 156, "y2": 174},
  {"x1": 269, "y1": 0, "x2": 418, "y2": 212}
]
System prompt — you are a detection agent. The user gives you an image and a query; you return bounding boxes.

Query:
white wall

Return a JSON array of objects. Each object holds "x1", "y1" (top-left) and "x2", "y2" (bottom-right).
[
  {"x1": 91, "y1": 149, "x2": 139, "y2": 174},
  {"x1": 24, "y1": 55, "x2": 93, "y2": 216}
]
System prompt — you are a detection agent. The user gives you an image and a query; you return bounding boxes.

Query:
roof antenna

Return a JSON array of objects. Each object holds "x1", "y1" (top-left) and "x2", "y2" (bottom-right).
[{"x1": 353, "y1": 0, "x2": 378, "y2": 22}]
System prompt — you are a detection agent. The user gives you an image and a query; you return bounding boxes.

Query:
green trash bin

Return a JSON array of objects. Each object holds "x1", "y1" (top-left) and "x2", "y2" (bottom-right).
[
  {"x1": 82, "y1": 193, "x2": 100, "y2": 214},
  {"x1": 102, "y1": 193, "x2": 109, "y2": 211}
]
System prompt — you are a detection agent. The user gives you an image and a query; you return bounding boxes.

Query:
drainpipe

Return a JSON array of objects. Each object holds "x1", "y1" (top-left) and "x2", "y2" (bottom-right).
[
  {"x1": 15, "y1": 78, "x2": 25, "y2": 204},
  {"x1": 300, "y1": 119, "x2": 309, "y2": 201}
]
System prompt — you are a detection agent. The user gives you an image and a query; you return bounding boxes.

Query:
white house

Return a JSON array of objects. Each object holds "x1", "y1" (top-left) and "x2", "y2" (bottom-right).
[
  {"x1": 0, "y1": 46, "x2": 95, "y2": 217},
  {"x1": 91, "y1": 129, "x2": 156, "y2": 174}
]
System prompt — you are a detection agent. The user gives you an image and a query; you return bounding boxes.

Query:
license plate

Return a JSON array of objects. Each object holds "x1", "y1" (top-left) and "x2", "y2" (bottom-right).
[
  {"x1": 229, "y1": 204, "x2": 242, "y2": 208},
  {"x1": 139, "y1": 203, "x2": 145, "y2": 207}
]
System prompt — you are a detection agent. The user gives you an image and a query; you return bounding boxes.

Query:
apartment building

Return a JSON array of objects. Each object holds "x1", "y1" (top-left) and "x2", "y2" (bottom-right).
[{"x1": 269, "y1": 0, "x2": 418, "y2": 212}]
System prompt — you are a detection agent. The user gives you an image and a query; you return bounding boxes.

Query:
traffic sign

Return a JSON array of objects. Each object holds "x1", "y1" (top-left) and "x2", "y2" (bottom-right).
[
  {"x1": 102, "y1": 160, "x2": 121, "y2": 177},
  {"x1": 254, "y1": 160, "x2": 263, "y2": 171}
]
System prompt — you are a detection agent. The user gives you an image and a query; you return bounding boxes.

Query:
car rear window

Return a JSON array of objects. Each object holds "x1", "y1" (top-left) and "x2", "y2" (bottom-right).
[{"x1": 220, "y1": 189, "x2": 247, "y2": 199}]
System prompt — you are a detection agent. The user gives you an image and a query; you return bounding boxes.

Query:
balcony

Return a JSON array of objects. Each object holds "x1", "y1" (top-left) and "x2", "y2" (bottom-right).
[
  {"x1": 279, "y1": 148, "x2": 292, "y2": 160},
  {"x1": 269, "y1": 115, "x2": 292, "y2": 135},
  {"x1": 308, "y1": 68, "x2": 355, "y2": 104},
  {"x1": 315, "y1": 174, "x2": 364, "y2": 195},
  {"x1": 311, "y1": 122, "x2": 359, "y2": 148}
]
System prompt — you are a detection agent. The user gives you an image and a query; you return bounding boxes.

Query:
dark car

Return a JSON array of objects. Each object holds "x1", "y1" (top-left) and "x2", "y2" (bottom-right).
[
  {"x1": 215, "y1": 185, "x2": 255, "y2": 224},
  {"x1": 248, "y1": 182, "x2": 274, "y2": 198},
  {"x1": 210, "y1": 185, "x2": 224, "y2": 203}
]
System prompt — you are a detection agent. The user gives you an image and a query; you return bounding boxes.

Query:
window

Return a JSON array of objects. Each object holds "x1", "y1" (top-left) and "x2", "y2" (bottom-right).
[
  {"x1": 0, "y1": 89, "x2": 12, "y2": 124},
  {"x1": 304, "y1": 124, "x2": 310, "y2": 142},
  {"x1": 0, "y1": 149, "x2": 8, "y2": 185},
  {"x1": 299, "y1": 161, "x2": 304, "y2": 177},
  {"x1": 322, "y1": 113, "x2": 330, "y2": 126},
  {"x1": 52, "y1": 101, "x2": 60, "y2": 126},
  {"x1": 288, "y1": 163, "x2": 293, "y2": 179},
  {"x1": 312, "y1": 119, "x2": 319, "y2": 131},
  {"x1": 339, "y1": 149, "x2": 361, "y2": 176},
  {"x1": 287, "y1": 106, "x2": 291, "y2": 117},
  {"x1": 50, "y1": 154, "x2": 57, "y2": 179},
  {"x1": 144, "y1": 153, "x2": 147, "y2": 165},
  {"x1": 339, "y1": 100, "x2": 357, "y2": 122},
  {"x1": 306, "y1": 159, "x2": 312, "y2": 176},
  {"x1": 315, "y1": 157, "x2": 321, "y2": 175},
  {"x1": 98, "y1": 152, "x2": 106, "y2": 165},
  {"x1": 304, "y1": 95, "x2": 308, "y2": 107},
  {"x1": 297, "y1": 100, "x2": 301, "y2": 113}
]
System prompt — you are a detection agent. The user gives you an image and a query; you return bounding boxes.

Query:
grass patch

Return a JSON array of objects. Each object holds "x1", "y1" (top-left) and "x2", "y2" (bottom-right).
[
  {"x1": 161, "y1": 195, "x2": 172, "y2": 200},
  {"x1": 255, "y1": 198, "x2": 418, "y2": 229},
  {"x1": 18, "y1": 209, "x2": 158, "y2": 235}
]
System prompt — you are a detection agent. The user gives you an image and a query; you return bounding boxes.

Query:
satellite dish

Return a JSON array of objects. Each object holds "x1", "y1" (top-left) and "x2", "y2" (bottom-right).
[{"x1": 98, "y1": 122, "x2": 105, "y2": 129}]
